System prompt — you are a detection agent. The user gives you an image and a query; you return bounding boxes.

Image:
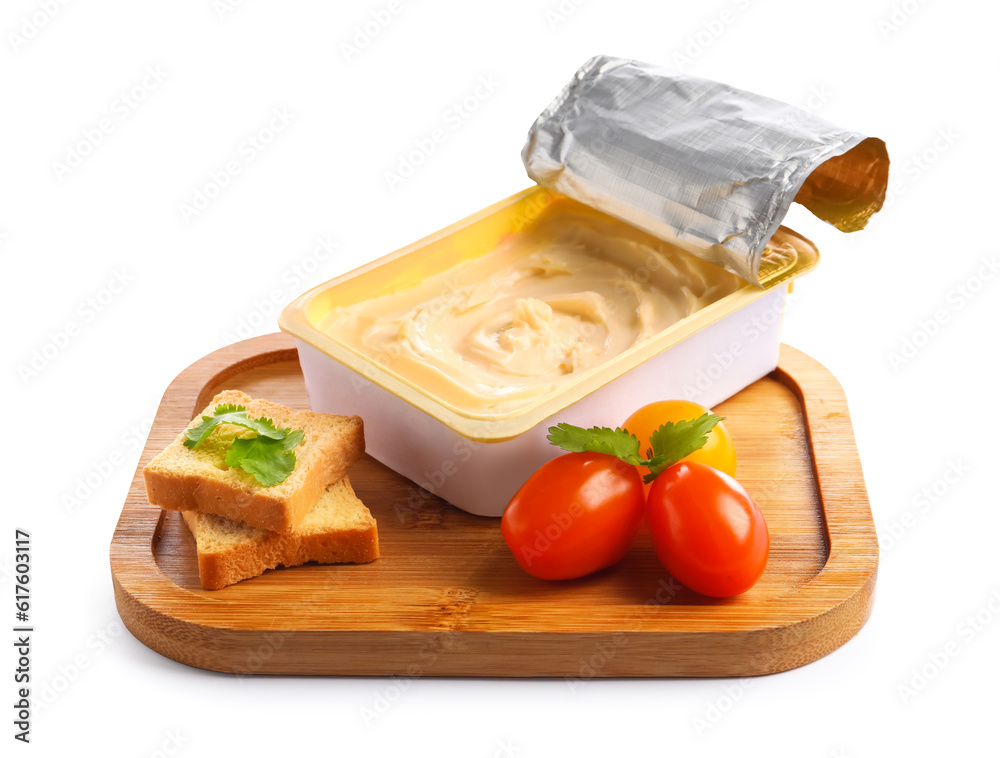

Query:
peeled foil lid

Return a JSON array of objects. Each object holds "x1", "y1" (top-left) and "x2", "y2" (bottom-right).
[{"x1": 522, "y1": 55, "x2": 889, "y2": 284}]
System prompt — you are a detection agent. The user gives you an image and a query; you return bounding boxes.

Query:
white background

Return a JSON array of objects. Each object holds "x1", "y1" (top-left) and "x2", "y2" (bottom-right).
[{"x1": 3, "y1": 0, "x2": 997, "y2": 755}]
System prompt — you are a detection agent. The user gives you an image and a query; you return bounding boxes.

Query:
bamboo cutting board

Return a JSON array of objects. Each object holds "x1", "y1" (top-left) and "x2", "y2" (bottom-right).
[{"x1": 110, "y1": 333, "x2": 878, "y2": 677}]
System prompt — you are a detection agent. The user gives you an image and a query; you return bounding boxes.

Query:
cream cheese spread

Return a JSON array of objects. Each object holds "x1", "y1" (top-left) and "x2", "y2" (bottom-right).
[{"x1": 322, "y1": 213, "x2": 744, "y2": 414}]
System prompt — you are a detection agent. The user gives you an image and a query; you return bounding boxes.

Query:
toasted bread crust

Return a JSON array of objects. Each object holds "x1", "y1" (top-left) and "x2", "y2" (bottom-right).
[
  {"x1": 144, "y1": 390, "x2": 364, "y2": 533},
  {"x1": 181, "y1": 476, "x2": 379, "y2": 590}
]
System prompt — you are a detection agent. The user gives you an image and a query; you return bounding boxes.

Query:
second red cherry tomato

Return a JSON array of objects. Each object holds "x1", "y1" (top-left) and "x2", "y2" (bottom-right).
[{"x1": 646, "y1": 461, "x2": 768, "y2": 597}]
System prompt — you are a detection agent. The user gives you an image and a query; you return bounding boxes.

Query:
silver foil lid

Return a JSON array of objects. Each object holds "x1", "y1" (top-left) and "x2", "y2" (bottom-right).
[{"x1": 522, "y1": 55, "x2": 889, "y2": 284}]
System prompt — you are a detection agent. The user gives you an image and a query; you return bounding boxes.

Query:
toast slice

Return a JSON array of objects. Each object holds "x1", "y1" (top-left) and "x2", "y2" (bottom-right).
[
  {"x1": 144, "y1": 390, "x2": 364, "y2": 533},
  {"x1": 181, "y1": 475, "x2": 379, "y2": 590}
]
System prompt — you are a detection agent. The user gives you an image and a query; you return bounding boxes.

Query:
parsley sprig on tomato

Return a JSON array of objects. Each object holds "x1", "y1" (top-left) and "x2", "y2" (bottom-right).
[{"x1": 500, "y1": 401, "x2": 769, "y2": 597}]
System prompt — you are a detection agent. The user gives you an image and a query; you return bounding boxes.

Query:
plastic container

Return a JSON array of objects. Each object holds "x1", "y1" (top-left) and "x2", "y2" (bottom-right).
[{"x1": 279, "y1": 186, "x2": 818, "y2": 516}]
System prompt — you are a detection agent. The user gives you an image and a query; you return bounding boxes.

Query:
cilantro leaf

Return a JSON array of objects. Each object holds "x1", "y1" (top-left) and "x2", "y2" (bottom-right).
[
  {"x1": 642, "y1": 413, "x2": 724, "y2": 484},
  {"x1": 225, "y1": 429, "x2": 305, "y2": 486},
  {"x1": 183, "y1": 404, "x2": 289, "y2": 449},
  {"x1": 546, "y1": 412, "x2": 725, "y2": 485},
  {"x1": 547, "y1": 423, "x2": 644, "y2": 466}
]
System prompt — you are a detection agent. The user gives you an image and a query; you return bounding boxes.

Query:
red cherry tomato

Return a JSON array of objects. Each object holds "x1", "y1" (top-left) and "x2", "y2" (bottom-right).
[
  {"x1": 646, "y1": 462, "x2": 768, "y2": 597},
  {"x1": 501, "y1": 452, "x2": 645, "y2": 580}
]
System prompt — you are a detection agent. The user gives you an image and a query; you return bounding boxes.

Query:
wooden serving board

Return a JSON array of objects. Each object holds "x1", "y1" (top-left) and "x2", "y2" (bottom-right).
[{"x1": 110, "y1": 333, "x2": 878, "y2": 677}]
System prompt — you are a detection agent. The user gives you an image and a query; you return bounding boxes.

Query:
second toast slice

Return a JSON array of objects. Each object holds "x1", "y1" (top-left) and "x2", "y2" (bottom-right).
[{"x1": 181, "y1": 475, "x2": 379, "y2": 590}]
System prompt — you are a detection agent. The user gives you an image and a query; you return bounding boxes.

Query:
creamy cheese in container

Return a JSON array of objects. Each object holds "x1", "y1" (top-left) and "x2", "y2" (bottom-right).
[
  {"x1": 280, "y1": 188, "x2": 819, "y2": 516},
  {"x1": 321, "y1": 207, "x2": 744, "y2": 417}
]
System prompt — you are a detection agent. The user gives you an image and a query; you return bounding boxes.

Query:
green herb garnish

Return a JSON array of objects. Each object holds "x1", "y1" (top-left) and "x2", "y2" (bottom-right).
[
  {"x1": 547, "y1": 413, "x2": 724, "y2": 484},
  {"x1": 184, "y1": 404, "x2": 304, "y2": 486},
  {"x1": 545, "y1": 424, "x2": 645, "y2": 465},
  {"x1": 184, "y1": 403, "x2": 287, "y2": 447}
]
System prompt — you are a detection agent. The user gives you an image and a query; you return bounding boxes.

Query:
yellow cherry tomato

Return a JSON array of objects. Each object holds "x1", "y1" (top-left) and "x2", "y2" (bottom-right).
[{"x1": 622, "y1": 400, "x2": 737, "y2": 491}]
